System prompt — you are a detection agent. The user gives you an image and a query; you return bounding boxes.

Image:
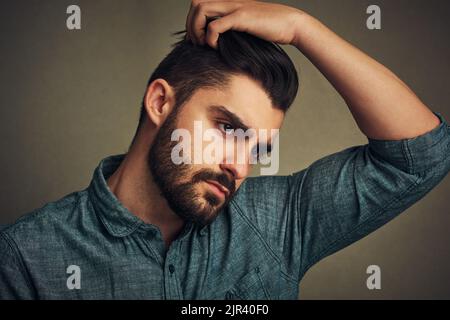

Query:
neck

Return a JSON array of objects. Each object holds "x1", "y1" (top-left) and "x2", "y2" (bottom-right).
[{"x1": 106, "y1": 140, "x2": 185, "y2": 248}]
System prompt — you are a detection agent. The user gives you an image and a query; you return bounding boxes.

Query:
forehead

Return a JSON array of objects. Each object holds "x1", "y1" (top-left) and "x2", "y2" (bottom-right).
[{"x1": 187, "y1": 74, "x2": 285, "y2": 131}]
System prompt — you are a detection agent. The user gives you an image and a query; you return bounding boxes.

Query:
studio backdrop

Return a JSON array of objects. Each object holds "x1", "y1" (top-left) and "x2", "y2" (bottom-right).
[{"x1": 0, "y1": 0, "x2": 449, "y2": 299}]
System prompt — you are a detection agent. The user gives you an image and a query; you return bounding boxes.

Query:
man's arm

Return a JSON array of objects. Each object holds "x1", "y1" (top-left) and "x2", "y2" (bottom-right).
[
  {"x1": 286, "y1": 11, "x2": 448, "y2": 276},
  {"x1": 290, "y1": 12, "x2": 440, "y2": 140},
  {"x1": 187, "y1": 0, "x2": 440, "y2": 140},
  {"x1": 186, "y1": 1, "x2": 450, "y2": 281}
]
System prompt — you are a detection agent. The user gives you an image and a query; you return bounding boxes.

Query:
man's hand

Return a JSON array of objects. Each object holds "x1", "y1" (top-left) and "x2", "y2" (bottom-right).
[{"x1": 185, "y1": 0, "x2": 304, "y2": 49}]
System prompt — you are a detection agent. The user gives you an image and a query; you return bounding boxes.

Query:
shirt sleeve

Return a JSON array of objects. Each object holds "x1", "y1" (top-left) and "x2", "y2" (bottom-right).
[
  {"x1": 294, "y1": 111, "x2": 450, "y2": 279},
  {"x1": 0, "y1": 231, "x2": 37, "y2": 299}
]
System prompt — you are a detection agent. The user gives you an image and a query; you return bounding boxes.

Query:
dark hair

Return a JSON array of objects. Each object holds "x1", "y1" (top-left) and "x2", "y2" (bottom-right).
[{"x1": 131, "y1": 25, "x2": 299, "y2": 144}]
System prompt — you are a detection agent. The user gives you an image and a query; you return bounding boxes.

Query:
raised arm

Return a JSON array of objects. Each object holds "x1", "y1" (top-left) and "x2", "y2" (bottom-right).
[
  {"x1": 186, "y1": 0, "x2": 450, "y2": 280},
  {"x1": 289, "y1": 12, "x2": 440, "y2": 140},
  {"x1": 186, "y1": 0, "x2": 440, "y2": 140}
]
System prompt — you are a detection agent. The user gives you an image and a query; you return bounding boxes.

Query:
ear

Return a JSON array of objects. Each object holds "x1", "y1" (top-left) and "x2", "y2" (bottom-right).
[{"x1": 143, "y1": 79, "x2": 175, "y2": 127}]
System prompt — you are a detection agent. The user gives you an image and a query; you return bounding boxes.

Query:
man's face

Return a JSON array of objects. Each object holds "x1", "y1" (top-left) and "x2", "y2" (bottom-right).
[{"x1": 148, "y1": 74, "x2": 284, "y2": 227}]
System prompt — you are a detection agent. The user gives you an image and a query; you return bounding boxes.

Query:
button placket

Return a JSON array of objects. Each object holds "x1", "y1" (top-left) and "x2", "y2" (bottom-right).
[{"x1": 164, "y1": 242, "x2": 183, "y2": 299}]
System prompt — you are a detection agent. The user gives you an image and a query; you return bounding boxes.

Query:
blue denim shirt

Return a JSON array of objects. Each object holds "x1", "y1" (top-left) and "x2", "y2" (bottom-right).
[{"x1": 1, "y1": 112, "x2": 449, "y2": 300}]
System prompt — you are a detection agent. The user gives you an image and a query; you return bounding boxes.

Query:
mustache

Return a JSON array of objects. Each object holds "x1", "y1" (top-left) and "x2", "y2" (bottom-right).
[{"x1": 192, "y1": 169, "x2": 236, "y2": 196}]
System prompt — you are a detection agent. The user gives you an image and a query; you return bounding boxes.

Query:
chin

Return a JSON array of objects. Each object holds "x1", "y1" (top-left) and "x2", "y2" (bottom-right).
[{"x1": 194, "y1": 202, "x2": 222, "y2": 225}]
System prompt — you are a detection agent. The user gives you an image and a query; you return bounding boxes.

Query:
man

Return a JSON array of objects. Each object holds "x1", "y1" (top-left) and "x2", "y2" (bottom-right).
[{"x1": 0, "y1": 1, "x2": 449, "y2": 299}]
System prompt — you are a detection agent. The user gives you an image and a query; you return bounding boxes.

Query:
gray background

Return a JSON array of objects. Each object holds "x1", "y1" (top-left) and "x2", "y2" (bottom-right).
[{"x1": 0, "y1": 0, "x2": 449, "y2": 299}]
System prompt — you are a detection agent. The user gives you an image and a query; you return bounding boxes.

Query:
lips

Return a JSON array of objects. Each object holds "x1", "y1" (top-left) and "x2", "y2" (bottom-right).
[{"x1": 205, "y1": 180, "x2": 230, "y2": 198}]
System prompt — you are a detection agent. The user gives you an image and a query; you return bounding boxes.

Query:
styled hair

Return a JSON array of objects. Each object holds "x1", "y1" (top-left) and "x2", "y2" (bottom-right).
[{"x1": 132, "y1": 25, "x2": 299, "y2": 143}]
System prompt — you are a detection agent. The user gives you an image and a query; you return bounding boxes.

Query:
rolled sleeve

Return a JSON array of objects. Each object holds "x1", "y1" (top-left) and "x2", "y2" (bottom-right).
[
  {"x1": 295, "y1": 111, "x2": 450, "y2": 279},
  {"x1": 368, "y1": 112, "x2": 450, "y2": 175}
]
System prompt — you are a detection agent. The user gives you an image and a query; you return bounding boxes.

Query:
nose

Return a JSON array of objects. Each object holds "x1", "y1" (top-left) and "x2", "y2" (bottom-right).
[
  {"x1": 219, "y1": 136, "x2": 258, "y2": 181},
  {"x1": 219, "y1": 152, "x2": 251, "y2": 180},
  {"x1": 219, "y1": 162, "x2": 250, "y2": 181}
]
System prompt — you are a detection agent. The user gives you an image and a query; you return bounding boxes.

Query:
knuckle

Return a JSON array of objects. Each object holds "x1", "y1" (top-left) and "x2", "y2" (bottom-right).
[
  {"x1": 235, "y1": 9, "x2": 246, "y2": 19},
  {"x1": 208, "y1": 20, "x2": 218, "y2": 31}
]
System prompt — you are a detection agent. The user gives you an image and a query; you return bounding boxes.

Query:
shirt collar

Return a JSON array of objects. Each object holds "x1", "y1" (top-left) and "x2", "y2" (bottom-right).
[
  {"x1": 87, "y1": 154, "x2": 207, "y2": 238},
  {"x1": 88, "y1": 154, "x2": 144, "y2": 237}
]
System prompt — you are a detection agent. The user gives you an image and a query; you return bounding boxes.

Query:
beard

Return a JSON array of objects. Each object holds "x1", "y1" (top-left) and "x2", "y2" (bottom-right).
[{"x1": 147, "y1": 107, "x2": 236, "y2": 228}]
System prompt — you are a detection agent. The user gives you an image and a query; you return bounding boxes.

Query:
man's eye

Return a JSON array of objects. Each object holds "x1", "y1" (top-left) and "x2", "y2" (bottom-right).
[{"x1": 218, "y1": 122, "x2": 235, "y2": 135}]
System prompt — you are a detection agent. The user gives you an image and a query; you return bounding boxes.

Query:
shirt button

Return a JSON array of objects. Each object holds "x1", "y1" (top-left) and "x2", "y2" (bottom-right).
[{"x1": 168, "y1": 264, "x2": 175, "y2": 274}]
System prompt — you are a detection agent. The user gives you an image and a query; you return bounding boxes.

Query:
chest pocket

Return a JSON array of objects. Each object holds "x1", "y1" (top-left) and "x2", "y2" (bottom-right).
[
  {"x1": 225, "y1": 263, "x2": 299, "y2": 300},
  {"x1": 225, "y1": 266, "x2": 271, "y2": 300}
]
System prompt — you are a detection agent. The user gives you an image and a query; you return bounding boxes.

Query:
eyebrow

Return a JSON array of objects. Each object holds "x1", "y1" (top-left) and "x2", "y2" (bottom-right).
[
  {"x1": 207, "y1": 105, "x2": 251, "y2": 132},
  {"x1": 207, "y1": 105, "x2": 273, "y2": 154}
]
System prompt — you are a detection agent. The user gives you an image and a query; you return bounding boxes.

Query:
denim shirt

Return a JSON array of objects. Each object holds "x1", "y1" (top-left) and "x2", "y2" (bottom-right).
[{"x1": 1, "y1": 112, "x2": 449, "y2": 300}]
